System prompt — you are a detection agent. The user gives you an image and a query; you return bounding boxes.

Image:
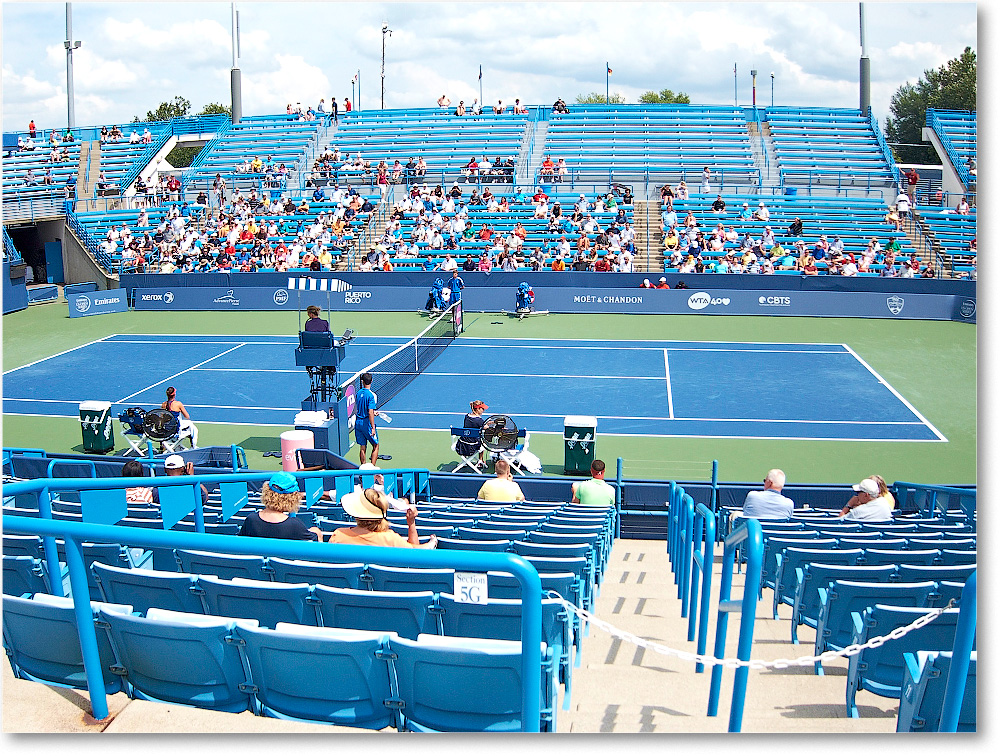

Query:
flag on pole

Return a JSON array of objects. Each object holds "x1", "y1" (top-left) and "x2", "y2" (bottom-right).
[{"x1": 607, "y1": 65, "x2": 613, "y2": 75}]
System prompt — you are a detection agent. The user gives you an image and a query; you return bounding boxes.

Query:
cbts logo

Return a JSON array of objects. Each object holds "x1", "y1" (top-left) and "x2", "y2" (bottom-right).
[
  {"x1": 886, "y1": 295, "x2": 905, "y2": 315},
  {"x1": 75, "y1": 296, "x2": 92, "y2": 313},
  {"x1": 163, "y1": 291, "x2": 174, "y2": 304},
  {"x1": 959, "y1": 299, "x2": 976, "y2": 319},
  {"x1": 758, "y1": 295, "x2": 791, "y2": 307},
  {"x1": 273, "y1": 289, "x2": 289, "y2": 305},
  {"x1": 687, "y1": 292, "x2": 730, "y2": 310}
]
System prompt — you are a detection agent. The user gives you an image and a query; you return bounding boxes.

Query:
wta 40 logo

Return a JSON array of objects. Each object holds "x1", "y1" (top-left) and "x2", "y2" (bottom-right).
[{"x1": 687, "y1": 292, "x2": 731, "y2": 311}]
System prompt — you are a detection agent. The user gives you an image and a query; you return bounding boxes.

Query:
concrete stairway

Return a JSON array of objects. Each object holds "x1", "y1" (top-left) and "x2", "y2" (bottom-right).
[
  {"x1": 632, "y1": 199, "x2": 661, "y2": 273},
  {"x1": 557, "y1": 539, "x2": 900, "y2": 733}
]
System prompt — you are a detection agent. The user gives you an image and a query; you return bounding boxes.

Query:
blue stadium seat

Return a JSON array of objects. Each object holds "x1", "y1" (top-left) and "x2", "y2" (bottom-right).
[
  {"x1": 267, "y1": 557, "x2": 365, "y2": 589},
  {"x1": 91, "y1": 562, "x2": 206, "y2": 615},
  {"x1": 3, "y1": 555, "x2": 50, "y2": 596},
  {"x1": 788, "y1": 563, "x2": 896, "y2": 644},
  {"x1": 893, "y1": 563, "x2": 976, "y2": 584},
  {"x1": 814, "y1": 580, "x2": 937, "y2": 675},
  {"x1": 392, "y1": 634, "x2": 556, "y2": 732},
  {"x1": 771, "y1": 547, "x2": 864, "y2": 619},
  {"x1": 311, "y1": 585, "x2": 438, "y2": 639},
  {"x1": 436, "y1": 537, "x2": 512, "y2": 552},
  {"x1": 365, "y1": 564, "x2": 456, "y2": 595},
  {"x1": 236, "y1": 624, "x2": 399, "y2": 729},
  {"x1": 173, "y1": 549, "x2": 271, "y2": 581},
  {"x1": 897, "y1": 650, "x2": 976, "y2": 732},
  {"x1": 845, "y1": 604, "x2": 962, "y2": 717},
  {"x1": 198, "y1": 576, "x2": 317, "y2": 628},
  {"x1": 100, "y1": 607, "x2": 258, "y2": 713},
  {"x1": 2, "y1": 594, "x2": 132, "y2": 694}
]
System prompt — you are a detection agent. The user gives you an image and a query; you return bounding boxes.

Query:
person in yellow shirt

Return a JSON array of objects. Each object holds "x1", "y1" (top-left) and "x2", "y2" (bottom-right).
[
  {"x1": 318, "y1": 247, "x2": 334, "y2": 270},
  {"x1": 251, "y1": 156, "x2": 263, "y2": 173},
  {"x1": 476, "y1": 459, "x2": 525, "y2": 502}
]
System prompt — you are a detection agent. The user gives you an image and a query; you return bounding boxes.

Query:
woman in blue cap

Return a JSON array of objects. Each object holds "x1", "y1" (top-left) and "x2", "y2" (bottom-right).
[{"x1": 238, "y1": 472, "x2": 324, "y2": 541}]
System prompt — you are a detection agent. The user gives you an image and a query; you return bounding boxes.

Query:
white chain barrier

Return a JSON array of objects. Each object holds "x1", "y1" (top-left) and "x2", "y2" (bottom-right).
[{"x1": 546, "y1": 591, "x2": 955, "y2": 670}]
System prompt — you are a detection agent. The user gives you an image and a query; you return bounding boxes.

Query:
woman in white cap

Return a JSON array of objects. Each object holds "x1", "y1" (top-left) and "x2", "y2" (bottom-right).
[
  {"x1": 330, "y1": 488, "x2": 437, "y2": 548},
  {"x1": 238, "y1": 472, "x2": 324, "y2": 540}
]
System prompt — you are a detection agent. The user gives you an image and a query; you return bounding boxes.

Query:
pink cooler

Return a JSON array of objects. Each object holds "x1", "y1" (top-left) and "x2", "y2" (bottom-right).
[{"x1": 280, "y1": 429, "x2": 314, "y2": 471}]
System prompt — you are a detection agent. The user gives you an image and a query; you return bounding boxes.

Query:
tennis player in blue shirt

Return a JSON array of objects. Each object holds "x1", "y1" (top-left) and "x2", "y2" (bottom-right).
[
  {"x1": 355, "y1": 371, "x2": 379, "y2": 465},
  {"x1": 446, "y1": 270, "x2": 465, "y2": 302}
]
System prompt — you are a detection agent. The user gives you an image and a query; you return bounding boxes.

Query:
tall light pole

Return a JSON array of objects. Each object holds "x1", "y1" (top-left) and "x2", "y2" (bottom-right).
[
  {"x1": 381, "y1": 23, "x2": 392, "y2": 110},
  {"x1": 770, "y1": 72, "x2": 775, "y2": 107},
  {"x1": 750, "y1": 68, "x2": 758, "y2": 108},
  {"x1": 859, "y1": 3, "x2": 871, "y2": 114},
  {"x1": 64, "y1": 3, "x2": 82, "y2": 128},
  {"x1": 230, "y1": 3, "x2": 242, "y2": 124}
]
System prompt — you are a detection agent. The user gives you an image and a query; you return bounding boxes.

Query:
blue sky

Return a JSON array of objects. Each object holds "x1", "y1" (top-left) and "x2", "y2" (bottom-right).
[{"x1": 1, "y1": 2, "x2": 978, "y2": 132}]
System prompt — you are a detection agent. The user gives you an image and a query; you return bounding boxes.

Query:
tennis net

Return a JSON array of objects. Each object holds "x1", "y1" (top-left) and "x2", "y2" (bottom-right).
[{"x1": 338, "y1": 301, "x2": 463, "y2": 407}]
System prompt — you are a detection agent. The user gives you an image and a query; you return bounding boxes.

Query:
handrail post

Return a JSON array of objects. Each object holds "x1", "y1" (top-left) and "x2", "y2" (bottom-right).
[
  {"x1": 64, "y1": 535, "x2": 110, "y2": 720},
  {"x1": 710, "y1": 459, "x2": 719, "y2": 511},
  {"x1": 939, "y1": 570, "x2": 976, "y2": 732},
  {"x1": 37, "y1": 483, "x2": 65, "y2": 597}
]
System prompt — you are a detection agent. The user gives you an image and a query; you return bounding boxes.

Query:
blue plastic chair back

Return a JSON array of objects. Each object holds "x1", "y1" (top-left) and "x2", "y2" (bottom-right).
[
  {"x1": 791, "y1": 563, "x2": 896, "y2": 633},
  {"x1": 312, "y1": 585, "x2": 437, "y2": 640},
  {"x1": 174, "y1": 549, "x2": 270, "y2": 580},
  {"x1": 99, "y1": 608, "x2": 256, "y2": 713},
  {"x1": 198, "y1": 575, "x2": 316, "y2": 628},
  {"x1": 897, "y1": 651, "x2": 977, "y2": 732},
  {"x1": 366, "y1": 564, "x2": 456, "y2": 595},
  {"x1": 860, "y1": 548, "x2": 938, "y2": 566},
  {"x1": 267, "y1": 557, "x2": 365, "y2": 589},
  {"x1": 456, "y1": 527, "x2": 528, "y2": 542},
  {"x1": 91, "y1": 562, "x2": 205, "y2": 615},
  {"x1": 939, "y1": 549, "x2": 977, "y2": 566},
  {"x1": 773, "y1": 547, "x2": 863, "y2": 614},
  {"x1": 2, "y1": 595, "x2": 131, "y2": 694},
  {"x1": 846, "y1": 604, "x2": 962, "y2": 717},
  {"x1": 3, "y1": 534, "x2": 44, "y2": 559},
  {"x1": 436, "y1": 537, "x2": 512, "y2": 553},
  {"x1": 391, "y1": 634, "x2": 553, "y2": 732},
  {"x1": 893, "y1": 563, "x2": 976, "y2": 584},
  {"x1": 761, "y1": 537, "x2": 837, "y2": 589},
  {"x1": 235, "y1": 624, "x2": 398, "y2": 729},
  {"x1": 3, "y1": 555, "x2": 50, "y2": 596}
]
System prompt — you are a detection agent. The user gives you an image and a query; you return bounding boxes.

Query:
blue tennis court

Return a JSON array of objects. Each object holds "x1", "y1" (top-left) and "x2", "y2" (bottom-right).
[{"x1": 2, "y1": 334, "x2": 944, "y2": 442}]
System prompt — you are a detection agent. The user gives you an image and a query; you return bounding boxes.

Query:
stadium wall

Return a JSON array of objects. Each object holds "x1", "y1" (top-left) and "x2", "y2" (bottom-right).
[{"x1": 120, "y1": 272, "x2": 976, "y2": 322}]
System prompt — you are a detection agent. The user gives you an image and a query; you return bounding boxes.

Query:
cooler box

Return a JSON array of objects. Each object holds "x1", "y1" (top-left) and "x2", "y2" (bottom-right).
[
  {"x1": 80, "y1": 401, "x2": 115, "y2": 454},
  {"x1": 564, "y1": 415, "x2": 597, "y2": 474},
  {"x1": 280, "y1": 429, "x2": 314, "y2": 471}
]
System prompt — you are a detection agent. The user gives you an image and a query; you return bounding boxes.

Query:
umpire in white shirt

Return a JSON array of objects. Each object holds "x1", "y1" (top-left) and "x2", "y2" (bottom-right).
[{"x1": 741, "y1": 469, "x2": 794, "y2": 519}]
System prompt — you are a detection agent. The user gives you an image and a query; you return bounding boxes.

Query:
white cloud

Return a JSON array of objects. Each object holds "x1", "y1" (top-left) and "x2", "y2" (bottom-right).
[{"x1": 241, "y1": 54, "x2": 332, "y2": 114}]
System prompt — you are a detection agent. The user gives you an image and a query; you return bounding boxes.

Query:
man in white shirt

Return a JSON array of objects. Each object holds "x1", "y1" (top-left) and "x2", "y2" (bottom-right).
[
  {"x1": 841, "y1": 478, "x2": 893, "y2": 521},
  {"x1": 741, "y1": 469, "x2": 794, "y2": 519}
]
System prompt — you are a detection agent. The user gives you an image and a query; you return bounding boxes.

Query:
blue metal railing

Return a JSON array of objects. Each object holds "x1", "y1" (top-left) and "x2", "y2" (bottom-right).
[
  {"x1": 3, "y1": 469, "x2": 543, "y2": 731},
  {"x1": 893, "y1": 482, "x2": 976, "y2": 520},
  {"x1": 869, "y1": 108, "x2": 901, "y2": 190},
  {"x1": 688, "y1": 502, "x2": 716, "y2": 673},
  {"x1": 3, "y1": 226, "x2": 23, "y2": 261},
  {"x1": 706, "y1": 518, "x2": 763, "y2": 732},
  {"x1": 939, "y1": 569, "x2": 976, "y2": 732},
  {"x1": 925, "y1": 109, "x2": 974, "y2": 188}
]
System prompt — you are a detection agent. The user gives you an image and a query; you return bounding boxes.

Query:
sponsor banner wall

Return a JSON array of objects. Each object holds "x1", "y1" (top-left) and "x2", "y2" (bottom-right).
[
  {"x1": 133, "y1": 286, "x2": 428, "y2": 311},
  {"x1": 68, "y1": 290, "x2": 129, "y2": 318},
  {"x1": 131, "y1": 285, "x2": 975, "y2": 322},
  {"x1": 120, "y1": 271, "x2": 977, "y2": 298}
]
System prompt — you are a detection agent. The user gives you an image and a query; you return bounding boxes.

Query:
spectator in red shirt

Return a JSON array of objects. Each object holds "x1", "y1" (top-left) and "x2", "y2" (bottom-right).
[
  {"x1": 594, "y1": 254, "x2": 611, "y2": 272},
  {"x1": 655, "y1": 277, "x2": 670, "y2": 289},
  {"x1": 540, "y1": 155, "x2": 555, "y2": 180},
  {"x1": 905, "y1": 167, "x2": 920, "y2": 201}
]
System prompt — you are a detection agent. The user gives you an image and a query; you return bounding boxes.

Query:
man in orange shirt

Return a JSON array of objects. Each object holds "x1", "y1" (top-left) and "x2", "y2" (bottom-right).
[{"x1": 540, "y1": 155, "x2": 555, "y2": 180}]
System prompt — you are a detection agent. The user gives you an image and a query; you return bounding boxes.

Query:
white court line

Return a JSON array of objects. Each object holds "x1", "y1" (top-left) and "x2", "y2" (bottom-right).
[
  {"x1": 663, "y1": 349, "x2": 675, "y2": 420},
  {"x1": 841, "y1": 343, "x2": 949, "y2": 442},
  {"x1": 2, "y1": 336, "x2": 112, "y2": 375},
  {"x1": 451, "y1": 335, "x2": 850, "y2": 348},
  {"x1": 415, "y1": 371, "x2": 663, "y2": 381},
  {"x1": 191, "y1": 368, "x2": 307, "y2": 374},
  {"x1": 441, "y1": 343, "x2": 847, "y2": 354},
  {"x1": 376, "y1": 409, "x2": 929, "y2": 426},
  {"x1": 114, "y1": 343, "x2": 249, "y2": 404}
]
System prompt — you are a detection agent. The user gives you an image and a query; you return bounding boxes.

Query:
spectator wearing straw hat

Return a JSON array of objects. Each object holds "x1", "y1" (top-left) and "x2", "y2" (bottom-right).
[
  {"x1": 330, "y1": 488, "x2": 438, "y2": 548},
  {"x1": 238, "y1": 472, "x2": 323, "y2": 540}
]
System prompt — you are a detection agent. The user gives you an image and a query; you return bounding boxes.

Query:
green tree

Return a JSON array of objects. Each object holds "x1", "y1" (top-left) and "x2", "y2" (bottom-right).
[
  {"x1": 885, "y1": 47, "x2": 976, "y2": 164},
  {"x1": 199, "y1": 102, "x2": 232, "y2": 118},
  {"x1": 576, "y1": 92, "x2": 626, "y2": 104},
  {"x1": 638, "y1": 88, "x2": 691, "y2": 104},
  {"x1": 136, "y1": 95, "x2": 192, "y2": 123}
]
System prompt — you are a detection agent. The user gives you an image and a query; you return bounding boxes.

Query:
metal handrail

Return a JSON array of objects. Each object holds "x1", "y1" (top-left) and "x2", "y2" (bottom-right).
[
  {"x1": 869, "y1": 108, "x2": 901, "y2": 190},
  {"x1": 706, "y1": 518, "x2": 763, "y2": 732},
  {"x1": 689, "y1": 502, "x2": 717, "y2": 673},
  {"x1": 892, "y1": 482, "x2": 976, "y2": 520},
  {"x1": 939, "y1": 570, "x2": 976, "y2": 732},
  {"x1": 926, "y1": 109, "x2": 974, "y2": 187}
]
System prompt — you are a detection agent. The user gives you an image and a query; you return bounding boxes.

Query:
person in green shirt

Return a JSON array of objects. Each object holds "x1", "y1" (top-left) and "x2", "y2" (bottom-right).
[{"x1": 571, "y1": 459, "x2": 616, "y2": 507}]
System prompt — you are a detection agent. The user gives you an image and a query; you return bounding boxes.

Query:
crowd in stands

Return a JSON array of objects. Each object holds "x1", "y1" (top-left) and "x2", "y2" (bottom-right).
[
  {"x1": 96, "y1": 182, "x2": 378, "y2": 274},
  {"x1": 358, "y1": 184, "x2": 637, "y2": 273}
]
